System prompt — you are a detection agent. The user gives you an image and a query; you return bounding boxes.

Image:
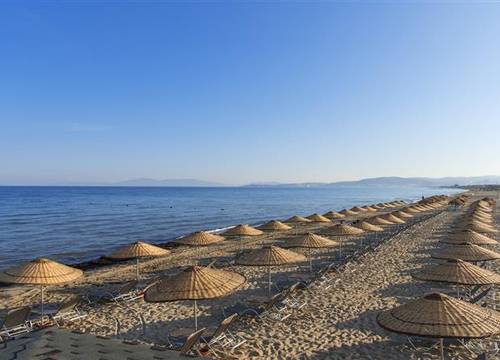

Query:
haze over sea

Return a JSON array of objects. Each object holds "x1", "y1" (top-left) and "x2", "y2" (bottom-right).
[{"x1": 0, "y1": 186, "x2": 461, "y2": 268}]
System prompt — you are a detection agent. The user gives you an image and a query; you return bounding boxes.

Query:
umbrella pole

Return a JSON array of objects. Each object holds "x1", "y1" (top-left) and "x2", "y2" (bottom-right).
[
  {"x1": 440, "y1": 338, "x2": 444, "y2": 360},
  {"x1": 136, "y1": 258, "x2": 140, "y2": 281},
  {"x1": 309, "y1": 247, "x2": 313, "y2": 273},
  {"x1": 41, "y1": 285, "x2": 44, "y2": 319},
  {"x1": 268, "y1": 267, "x2": 272, "y2": 296},
  {"x1": 194, "y1": 300, "x2": 198, "y2": 330}
]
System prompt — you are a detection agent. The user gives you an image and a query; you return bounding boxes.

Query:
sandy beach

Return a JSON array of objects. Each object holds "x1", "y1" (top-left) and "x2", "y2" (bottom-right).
[{"x1": 2, "y1": 191, "x2": 497, "y2": 359}]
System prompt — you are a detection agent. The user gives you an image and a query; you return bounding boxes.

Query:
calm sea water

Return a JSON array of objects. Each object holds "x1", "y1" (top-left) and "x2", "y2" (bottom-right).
[{"x1": 0, "y1": 186, "x2": 461, "y2": 268}]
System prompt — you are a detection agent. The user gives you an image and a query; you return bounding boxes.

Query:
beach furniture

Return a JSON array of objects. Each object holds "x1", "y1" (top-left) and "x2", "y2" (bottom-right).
[
  {"x1": 145, "y1": 265, "x2": 246, "y2": 330},
  {"x1": 432, "y1": 243, "x2": 500, "y2": 263},
  {"x1": 280, "y1": 282, "x2": 307, "y2": 310},
  {"x1": 108, "y1": 241, "x2": 170, "y2": 281},
  {"x1": 223, "y1": 293, "x2": 291, "y2": 322},
  {"x1": 86, "y1": 280, "x2": 143, "y2": 304},
  {"x1": 258, "y1": 220, "x2": 292, "y2": 232},
  {"x1": 234, "y1": 245, "x2": 306, "y2": 295},
  {"x1": 48, "y1": 296, "x2": 87, "y2": 326},
  {"x1": 201, "y1": 313, "x2": 247, "y2": 352},
  {"x1": 377, "y1": 293, "x2": 500, "y2": 359},
  {"x1": 469, "y1": 287, "x2": 492, "y2": 305},
  {"x1": 0, "y1": 306, "x2": 32, "y2": 341},
  {"x1": 0, "y1": 258, "x2": 83, "y2": 319},
  {"x1": 286, "y1": 233, "x2": 338, "y2": 272}
]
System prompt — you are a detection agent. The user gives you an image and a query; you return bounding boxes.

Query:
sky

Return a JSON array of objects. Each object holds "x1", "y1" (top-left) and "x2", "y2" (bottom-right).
[{"x1": 1, "y1": 1, "x2": 500, "y2": 186}]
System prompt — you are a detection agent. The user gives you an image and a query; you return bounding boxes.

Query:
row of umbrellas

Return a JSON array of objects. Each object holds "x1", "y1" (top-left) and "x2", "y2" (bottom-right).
[
  {"x1": 377, "y1": 196, "x2": 500, "y2": 359},
  {"x1": 0, "y1": 195, "x2": 447, "y2": 330}
]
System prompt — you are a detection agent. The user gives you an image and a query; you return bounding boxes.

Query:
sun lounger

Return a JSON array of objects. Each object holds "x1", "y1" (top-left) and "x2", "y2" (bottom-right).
[
  {"x1": 49, "y1": 296, "x2": 88, "y2": 326},
  {"x1": 201, "y1": 313, "x2": 247, "y2": 352},
  {"x1": 470, "y1": 287, "x2": 492, "y2": 305},
  {"x1": 0, "y1": 306, "x2": 32, "y2": 342},
  {"x1": 223, "y1": 293, "x2": 291, "y2": 322},
  {"x1": 155, "y1": 327, "x2": 206, "y2": 356},
  {"x1": 85, "y1": 280, "x2": 143, "y2": 304},
  {"x1": 280, "y1": 282, "x2": 307, "y2": 310}
]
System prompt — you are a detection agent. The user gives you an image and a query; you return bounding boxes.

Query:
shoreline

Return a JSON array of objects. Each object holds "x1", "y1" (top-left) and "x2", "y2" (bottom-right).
[{"x1": 0, "y1": 189, "x2": 463, "y2": 273}]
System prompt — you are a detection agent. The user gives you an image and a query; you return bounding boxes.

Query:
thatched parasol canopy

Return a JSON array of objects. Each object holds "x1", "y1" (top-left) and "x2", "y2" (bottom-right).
[
  {"x1": 339, "y1": 209, "x2": 358, "y2": 216},
  {"x1": 393, "y1": 210, "x2": 413, "y2": 219},
  {"x1": 377, "y1": 293, "x2": 500, "y2": 338},
  {"x1": 413, "y1": 259, "x2": 500, "y2": 285},
  {"x1": 355, "y1": 221, "x2": 384, "y2": 232},
  {"x1": 145, "y1": 265, "x2": 245, "y2": 302},
  {"x1": 328, "y1": 223, "x2": 365, "y2": 236},
  {"x1": 174, "y1": 231, "x2": 225, "y2": 246},
  {"x1": 404, "y1": 207, "x2": 421, "y2": 214},
  {"x1": 287, "y1": 233, "x2": 338, "y2": 248},
  {"x1": 235, "y1": 245, "x2": 306, "y2": 294},
  {"x1": 108, "y1": 241, "x2": 170, "y2": 280},
  {"x1": 323, "y1": 211, "x2": 345, "y2": 219},
  {"x1": 144, "y1": 265, "x2": 246, "y2": 330},
  {"x1": 382, "y1": 214, "x2": 405, "y2": 224},
  {"x1": 432, "y1": 243, "x2": 500, "y2": 262},
  {"x1": 0, "y1": 258, "x2": 83, "y2": 318},
  {"x1": 0, "y1": 258, "x2": 83, "y2": 285},
  {"x1": 258, "y1": 220, "x2": 292, "y2": 231},
  {"x1": 463, "y1": 221, "x2": 497, "y2": 234},
  {"x1": 287, "y1": 233, "x2": 338, "y2": 270},
  {"x1": 350, "y1": 206, "x2": 367, "y2": 212},
  {"x1": 306, "y1": 213, "x2": 331, "y2": 223},
  {"x1": 109, "y1": 241, "x2": 170, "y2": 259},
  {"x1": 223, "y1": 224, "x2": 264, "y2": 236},
  {"x1": 442, "y1": 230, "x2": 497, "y2": 246},
  {"x1": 368, "y1": 216, "x2": 395, "y2": 225},
  {"x1": 285, "y1": 215, "x2": 312, "y2": 223},
  {"x1": 235, "y1": 245, "x2": 306, "y2": 266}
]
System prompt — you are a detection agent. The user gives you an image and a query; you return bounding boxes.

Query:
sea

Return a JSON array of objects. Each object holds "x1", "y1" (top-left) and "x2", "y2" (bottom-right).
[{"x1": 0, "y1": 186, "x2": 462, "y2": 268}]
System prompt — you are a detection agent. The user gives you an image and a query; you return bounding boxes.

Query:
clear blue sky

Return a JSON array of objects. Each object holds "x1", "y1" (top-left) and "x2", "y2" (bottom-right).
[{"x1": 1, "y1": 2, "x2": 499, "y2": 185}]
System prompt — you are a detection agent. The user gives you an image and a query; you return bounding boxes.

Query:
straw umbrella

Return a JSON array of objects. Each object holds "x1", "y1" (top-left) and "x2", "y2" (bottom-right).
[
  {"x1": 355, "y1": 221, "x2": 384, "y2": 232},
  {"x1": 108, "y1": 241, "x2": 170, "y2": 281},
  {"x1": 413, "y1": 259, "x2": 500, "y2": 286},
  {"x1": 329, "y1": 223, "x2": 364, "y2": 254},
  {"x1": 0, "y1": 258, "x2": 83, "y2": 318},
  {"x1": 382, "y1": 214, "x2": 405, "y2": 224},
  {"x1": 235, "y1": 245, "x2": 306, "y2": 295},
  {"x1": 368, "y1": 216, "x2": 395, "y2": 226},
  {"x1": 464, "y1": 221, "x2": 497, "y2": 234},
  {"x1": 306, "y1": 213, "x2": 331, "y2": 223},
  {"x1": 174, "y1": 231, "x2": 225, "y2": 262},
  {"x1": 351, "y1": 206, "x2": 367, "y2": 213},
  {"x1": 223, "y1": 224, "x2": 264, "y2": 236},
  {"x1": 393, "y1": 210, "x2": 413, "y2": 219},
  {"x1": 285, "y1": 215, "x2": 312, "y2": 223},
  {"x1": 323, "y1": 211, "x2": 345, "y2": 219},
  {"x1": 442, "y1": 230, "x2": 497, "y2": 246},
  {"x1": 144, "y1": 265, "x2": 245, "y2": 330},
  {"x1": 258, "y1": 220, "x2": 292, "y2": 232},
  {"x1": 339, "y1": 209, "x2": 358, "y2": 216},
  {"x1": 432, "y1": 243, "x2": 500, "y2": 263},
  {"x1": 377, "y1": 293, "x2": 500, "y2": 359},
  {"x1": 175, "y1": 231, "x2": 225, "y2": 246},
  {"x1": 287, "y1": 233, "x2": 338, "y2": 271}
]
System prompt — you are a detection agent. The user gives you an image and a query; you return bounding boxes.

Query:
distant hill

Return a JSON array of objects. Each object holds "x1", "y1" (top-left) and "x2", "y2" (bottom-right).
[
  {"x1": 113, "y1": 178, "x2": 224, "y2": 187},
  {"x1": 243, "y1": 176, "x2": 500, "y2": 188}
]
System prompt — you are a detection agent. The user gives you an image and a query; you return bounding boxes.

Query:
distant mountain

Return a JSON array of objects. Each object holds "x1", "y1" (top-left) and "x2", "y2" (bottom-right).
[
  {"x1": 113, "y1": 178, "x2": 225, "y2": 187},
  {"x1": 242, "y1": 176, "x2": 500, "y2": 188}
]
